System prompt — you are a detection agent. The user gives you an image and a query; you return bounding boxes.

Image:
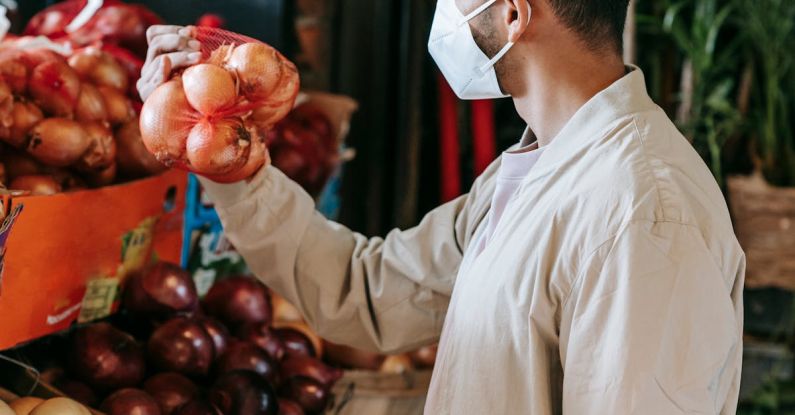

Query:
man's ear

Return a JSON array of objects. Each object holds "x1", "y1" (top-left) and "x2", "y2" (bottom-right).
[{"x1": 504, "y1": 0, "x2": 531, "y2": 43}]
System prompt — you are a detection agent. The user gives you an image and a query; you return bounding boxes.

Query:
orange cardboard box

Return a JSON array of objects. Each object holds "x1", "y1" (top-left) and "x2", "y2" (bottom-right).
[{"x1": 0, "y1": 169, "x2": 188, "y2": 350}]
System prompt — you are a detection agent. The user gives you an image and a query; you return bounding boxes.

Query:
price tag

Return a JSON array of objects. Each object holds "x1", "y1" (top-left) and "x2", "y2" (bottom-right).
[{"x1": 78, "y1": 277, "x2": 120, "y2": 323}]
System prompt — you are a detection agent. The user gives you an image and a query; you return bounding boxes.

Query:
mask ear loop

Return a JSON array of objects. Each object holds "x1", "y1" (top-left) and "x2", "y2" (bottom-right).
[
  {"x1": 459, "y1": 0, "x2": 498, "y2": 25},
  {"x1": 475, "y1": 4, "x2": 532, "y2": 75}
]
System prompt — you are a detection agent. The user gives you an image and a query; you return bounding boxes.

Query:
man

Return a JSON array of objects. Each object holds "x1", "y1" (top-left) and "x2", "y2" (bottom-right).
[{"x1": 139, "y1": 0, "x2": 745, "y2": 413}]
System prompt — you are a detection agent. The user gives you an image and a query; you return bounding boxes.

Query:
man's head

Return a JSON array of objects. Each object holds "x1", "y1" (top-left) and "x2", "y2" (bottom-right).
[{"x1": 462, "y1": 0, "x2": 630, "y2": 95}]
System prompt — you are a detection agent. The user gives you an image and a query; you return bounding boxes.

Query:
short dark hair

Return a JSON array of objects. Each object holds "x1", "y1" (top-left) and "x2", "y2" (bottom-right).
[{"x1": 546, "y1": 0, "x2": 630, "y2": 53}]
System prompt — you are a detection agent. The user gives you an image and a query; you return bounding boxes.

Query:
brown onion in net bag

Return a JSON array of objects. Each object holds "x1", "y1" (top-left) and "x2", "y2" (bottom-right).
[{"x1": 140, "y1": 27, "x2": 299, "y2": 183}]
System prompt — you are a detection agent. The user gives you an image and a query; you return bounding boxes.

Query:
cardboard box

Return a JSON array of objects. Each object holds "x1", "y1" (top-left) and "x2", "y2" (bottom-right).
[{"x1": 0, "y1": 169, "x2": 188, "y2": 351}]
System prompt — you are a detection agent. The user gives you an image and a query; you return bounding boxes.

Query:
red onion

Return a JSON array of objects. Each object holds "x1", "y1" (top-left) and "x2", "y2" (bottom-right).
[
  {"x1": 209, "y1": 370, "x2": 278, "y2": 415},
  {"x1": 67, "y1": 323, "x2": 146, "y2": 391},
  {"x1": 197, "y1": 316, "x2": 231, "y2": 358},
  {"x1": 54, "y1": 378, "x2": 98, "y2": 408},
  {"x1": 147, "y1": 317, "x2": 214, "y2": 377},
  {"x1": 143, "y1": 372, "x2": 199, "y2": 415},
  {"x1": 214, "y1": 342, "x2": 279, "y2": 385},
  {"x1": 123, "y1": 262, "x2": 198, "y2": 319},
  {"x1": 277, "y1": 399, "x2": 305, "y2": 415},
  {"x1": 274, "y1": 328, "x2": 316, "y2": 358},
  {"x1": 279, "y1": 355, "x2": 343, "y2": 388},
  {"x1": 279, "y1": 376, "x2": 329, "y2": 415},
  {"x1": 323, "y1": 342, "x2": 385, "y2": 371},
  {"x1": 100, "y1": 388, "x2": 162, "y2": 415},
  {"x1": 237, "y1": 323, "x2": 286, "y2": 361},
  {"x1": 203, "y1": 276, "x2": 272, "y2": 329},
  {"x1": 173, "y1": 399, "x2": 222, "y2": 415},
  {"x1": 409, "y1": 345, "x2": 438, "y2": 369}
]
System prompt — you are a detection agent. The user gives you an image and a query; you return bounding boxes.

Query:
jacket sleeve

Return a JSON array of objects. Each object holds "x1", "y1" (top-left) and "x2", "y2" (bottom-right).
[
  {"x1": 560, "y1": 220, "x2": 743, "y2": 415},
  {"x1": 198, "y1": 164, "x2": 493, "y2": 353}
]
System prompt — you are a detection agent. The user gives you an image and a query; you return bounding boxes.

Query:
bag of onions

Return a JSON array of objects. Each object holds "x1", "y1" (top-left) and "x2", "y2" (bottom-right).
[{"x1": 139, "y1": 27, "x2": 300, "y2": 184}]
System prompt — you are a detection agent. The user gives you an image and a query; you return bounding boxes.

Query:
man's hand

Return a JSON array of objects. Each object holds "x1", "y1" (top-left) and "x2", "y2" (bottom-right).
[{"x1": 137, "y1": 25, "x2": 202, "y2": 101}]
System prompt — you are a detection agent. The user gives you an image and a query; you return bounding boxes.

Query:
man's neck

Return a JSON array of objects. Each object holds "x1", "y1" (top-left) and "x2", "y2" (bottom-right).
[{"x1": 511, "y1": 53, "x2": 625, "y2": 147}]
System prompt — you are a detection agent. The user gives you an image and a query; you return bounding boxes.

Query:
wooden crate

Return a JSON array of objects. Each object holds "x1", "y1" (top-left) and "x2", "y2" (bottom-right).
[
  {"x1": 728, "y1": 173, "x2": 795, "y2": 290},
  {"x1": 330, "y1": 370, "x2": 432, "y2": 415}
]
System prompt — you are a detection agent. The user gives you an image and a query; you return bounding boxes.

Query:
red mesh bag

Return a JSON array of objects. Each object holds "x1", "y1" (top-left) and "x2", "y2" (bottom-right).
[
  {"x1": 24, "y1": 0, "x2": 162, "y2": 58},
  {"x1": 139, "y1": 27, "x2": 300, "y2": 183}
]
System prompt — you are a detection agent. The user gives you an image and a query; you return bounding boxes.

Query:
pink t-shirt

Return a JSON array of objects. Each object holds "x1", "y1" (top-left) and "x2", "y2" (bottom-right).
[{"x1": 476, "y1": 131, "x2": 544, "y2": 254}]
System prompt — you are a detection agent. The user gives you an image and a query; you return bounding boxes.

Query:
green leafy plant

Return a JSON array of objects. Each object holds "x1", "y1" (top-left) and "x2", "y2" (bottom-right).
[
  {"x1": 736, "y1": 0, "x2": 795, "y2": 186},
  {"x1": 659, "y1": 0, "x2": 743, "y2": 186}
]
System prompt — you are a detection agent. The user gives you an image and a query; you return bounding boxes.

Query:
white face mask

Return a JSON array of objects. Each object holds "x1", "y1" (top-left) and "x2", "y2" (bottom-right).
[{"x1": 428, "y1": 0, "x2": 527, "y2": 100}]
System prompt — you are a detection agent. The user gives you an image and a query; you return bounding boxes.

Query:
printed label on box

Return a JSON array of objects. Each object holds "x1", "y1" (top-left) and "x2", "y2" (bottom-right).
[
  {"x1": 0, "y1": 203, "x2": 23, "y2": 296},
  {"x1": 119, "y1": 216, "x2": 157, "y2": 279},
  {"x1": 78, "y1": 277, "x2": 120, "y2": 323}
]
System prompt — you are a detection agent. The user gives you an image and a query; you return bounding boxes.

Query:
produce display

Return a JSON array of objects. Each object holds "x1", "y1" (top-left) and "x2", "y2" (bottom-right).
[
  {"x1": 139, "y1": 28, "x2": 299, "y2": 183},
  {"x1": 0, "y1": 0, "x2": 166, "y2": 194},
  {"x1": 11, "y1": 264, "x2": 343, "y2": 415},
  {"x1": 0, "y1": 3, "x2": 417, "y2": 414},
  {"x1": 0, "y1": 44, "x2": 164, "y2": 194}
]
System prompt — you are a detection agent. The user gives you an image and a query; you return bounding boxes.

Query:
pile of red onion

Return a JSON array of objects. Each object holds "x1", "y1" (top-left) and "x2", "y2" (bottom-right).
[{"x1": 59, "y1": 263, "x2": 342, "y2": 415}]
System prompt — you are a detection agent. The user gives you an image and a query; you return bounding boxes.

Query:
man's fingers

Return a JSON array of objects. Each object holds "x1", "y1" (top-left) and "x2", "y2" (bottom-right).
[
  {"x1": 165, "y1": 51, "x2": 202, "y2": 71},
  {"x1": 142, "y1": 51, "x2": 200, "y2": 81},
  {"x1": 146, "y1": 33, "x2": 200, "y2": 63},
  {"x1": 146, "y1": 25, "x2": 182, "y2": 43}
]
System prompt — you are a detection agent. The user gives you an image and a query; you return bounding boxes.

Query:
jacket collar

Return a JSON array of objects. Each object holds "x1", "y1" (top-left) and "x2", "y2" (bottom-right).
[{"x1": 518, "y1": 65, "x2": 658, "y2": 184}]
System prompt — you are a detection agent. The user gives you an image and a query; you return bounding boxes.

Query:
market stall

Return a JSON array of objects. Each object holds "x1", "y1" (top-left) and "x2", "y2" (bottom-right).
[{"x1": 0, "y1": 1, "x2": 436, "y2": 414}]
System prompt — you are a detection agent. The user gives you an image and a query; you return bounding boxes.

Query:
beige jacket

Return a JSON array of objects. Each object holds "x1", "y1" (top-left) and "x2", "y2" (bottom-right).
[{"x1": 200, "y1": 68, "x2": 745, "y2": 414}]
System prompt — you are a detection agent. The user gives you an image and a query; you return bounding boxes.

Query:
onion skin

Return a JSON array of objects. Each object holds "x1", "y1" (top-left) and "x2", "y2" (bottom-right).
[
  {"x1": 29, "y1": 397, "x2": 91, "y2": 415},
  {"x1": 274, "y1": 328, "x2": 316, "y2": 359},
  {"x1": 99, "y1": 85, "x2": 135, "y2": 125},
  {"x1": 209, "y1": 370, "x2": 279, "y2": 415},
  {"x1": 75, "y1": 84, "x2": 108, "y2": 122},
  {"x1": 29, "y1": 60, "x2": 81, "y2": 117},
  {"x1": 139, "y1": 79, "x2": 196, "y2": 166},
  {"x1": 200, "y1": 133, "x2": 267, "y2": 184},
  {"x1": 226, "y1": 43, "x2": 287, "y2": 103},
  {"x1": 69, "y1": 48, "x2": 130, "y2": 92},
  {"x1": 85, "y1": 161, "x2": 117, "y2": 187},
  {"x1": 1, "y1": 148, "x2": 44, "y2": 179},
  {"x1": 101, "y1": 389, "x2": 162, "y2": 415},
  {"x1": 115, "y1": 120, "x2": 167, "y2": 178},
  {"x1": 173, "y1": 400, "x2": 222, "y2": 415},
  {"x1": 143, "y1": 372, "x2": 200, "y2": 415},
  {"x1": 182, "y1": 64, "x2": 236, "y2": 115},
  {"x1": 409, "y1": 345, "x2": 437, "y2": 369},
  {"x1": 279, "y1": 355, "x2": 343, "y2": 388},
  {"x1": 147, "y1": 317, "x2": 214, "y2": 377},
  {"x1": 76, "y1": 122, "x2": 116, "y2": 172},
  {"x1": 379, "y1": 354, "x2": 414, "y2": 374},
  {"x1": 1, "y1": 101, "x2": 45, "y2": 148},
  {"x1": 197, "y1": 316, "x2": 231, "y2": 358},
  {"x1": 67, "y1": 322, "x2": 146, "y2": 392},
  {"x1": 54, "y1": 378, "x2": 98, "y2": 408},
  {"x1": 9, "y1": 397, "x2": 44, "y2": 415},
  {"x1": 279, "y1": 376, "x2": 329, "y2": 415},
  {"x1": 277, "y1": 399, "x2": 305, "y2": 415},
  {"x1": 123, "y1": 262, "x2": 199, "y2": 319},
  {"x1": 0, "y1": 52, "x2": 29, "y2": 94},
  {"x1": 0, "y1": 78, "x2": 13, "y2": 128},
  {"x1": 203, "y1": 276, "x2": 272, "y2": 330},
  {"x1": 26, "y1": 118, "x2": 91, "y2": 167},
  {"x1": 186, "y1": 118, "x2": 250, "y2": 175},
  {"x1": 273, "y1": 322, "x2": 323, "y2": 359},
  {"x1": 10, "y1": 175, "x2": 62, "y2": 195},
  {"x1": 215, "y1": 341, "x2": 279, "y2": 385},
  {"x1": 323, "y1": 342, "x2": 385, "y2": 371},
  {"x1": 237, "y1": 323, "x2": 286, "y2": 362}
]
